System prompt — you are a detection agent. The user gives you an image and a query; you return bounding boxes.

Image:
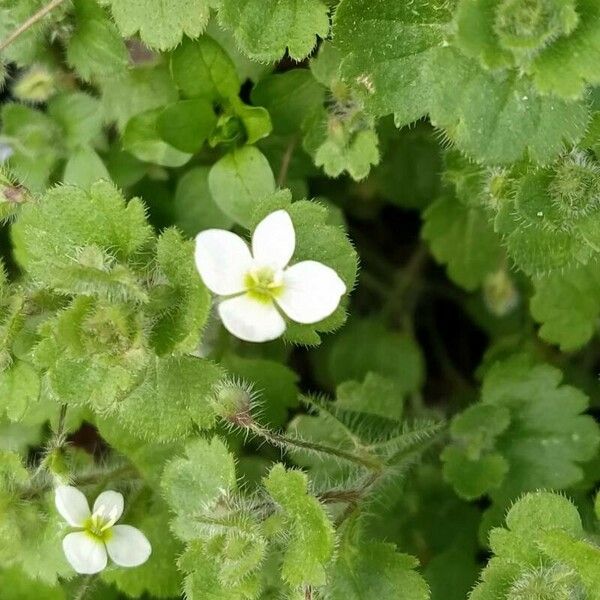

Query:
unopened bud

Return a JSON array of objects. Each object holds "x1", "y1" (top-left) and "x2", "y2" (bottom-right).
[
  {"x1": 212, "y1": 378, "x2": 257, "y2": 428},
  {"x1": 483, "y1": 268, "x2": 519, "y2": 317},
  {"x1": 12, "y1": 65, "x2": 55, "y2": 103}
]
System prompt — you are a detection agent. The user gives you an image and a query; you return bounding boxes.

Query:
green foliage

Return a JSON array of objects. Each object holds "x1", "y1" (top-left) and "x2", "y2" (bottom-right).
[
  {"x1": 2, "y1": 0, "x2": 600, "y2": 597},
  {"x1": 218, "y1": 0, "x2": 329, "y2": 62},
  {"x1": 471, "y1": 491, "x2": 600, "y2": 600},
  {"x1": 105, "y1": 0, "x2": 211, "y2": 50},
  {"x1": 443, "y1": 354, "x2": 600, "y2": 504},
  {"x1": 263, "y1": 464, "x2": 334, "y2": 587}
]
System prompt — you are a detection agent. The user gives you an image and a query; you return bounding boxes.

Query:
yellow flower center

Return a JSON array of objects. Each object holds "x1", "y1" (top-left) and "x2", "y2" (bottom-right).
[
  {"x1": 83, "y1": 505, "x2": 118, "y2": 542},
  {"x1": 244, "y1": 266, "x2": 283, "y2": 303}
]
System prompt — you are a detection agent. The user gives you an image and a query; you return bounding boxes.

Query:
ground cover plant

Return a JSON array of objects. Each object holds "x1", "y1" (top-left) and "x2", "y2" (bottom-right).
[{"x1": 1, "y1": 0, "x2": 600, "y2": 598}]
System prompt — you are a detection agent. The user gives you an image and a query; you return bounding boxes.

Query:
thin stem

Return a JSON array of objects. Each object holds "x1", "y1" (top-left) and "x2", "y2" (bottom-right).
[
  {"x1": 383, "y1": 242, "x2": 429, "y2": 321},
  {"x1": 54, "y1": 404, "x2": 68, "y2": 443},
  {"x1": 305, "y1": 586, "x2": 313, "y2": 600},
  {"x1": 277, "y1": 136, "x2": 297, "y2": 188},
  {"x1": 250, "y1": 424, "x2": 383, "y2": 472},
  {"x1": 0, "y1": 0, "x2": 67, "y2": 52}
]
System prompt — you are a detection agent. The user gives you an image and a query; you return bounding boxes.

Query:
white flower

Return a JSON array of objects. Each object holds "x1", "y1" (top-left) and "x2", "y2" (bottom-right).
[
  {"x1": 194, "y1": 209, "x2": 347, "y2": 342},
  {"x1": 55, "y1": 485, "x2": 151, "y2": 575}
]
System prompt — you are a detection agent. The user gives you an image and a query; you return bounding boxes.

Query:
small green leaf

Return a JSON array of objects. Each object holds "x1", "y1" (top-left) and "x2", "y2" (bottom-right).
[
  {"x1": 171, "y1": 36, "x2": 240, "y2": 101},
  {"x1": 264, "y1": 464, "x2": 334, "y2": 586},
  {"x1": 218, "y1": 0, "x2": 330, "y2": 62},
  {"x1": 106, "y1": 0, "x2": 212, "y2": 50},
  {"x1": 173, "y1": 167, "x2": 234, "y2": 236},
  {"x1": 67, "y1": 0, "x2": 129, "y2": 80},
  {"x1": 423, "y1": 193, "x2": 503, "y2": 291},
  {"x1": 123, "y1": 109, "x2": 192, "y2": 167},
  {"x1": 530, "y1": 262, "x2": 600, "y2": 351},
  {"x1": 208, "y1": 146, "x2": 276, "y2": 227},
  {"x1": 162, "y1": 436, "x2": 236, "y2": 528},
  {"x1": 157, "y1": 99, "x2": 217, "y2": 153}
]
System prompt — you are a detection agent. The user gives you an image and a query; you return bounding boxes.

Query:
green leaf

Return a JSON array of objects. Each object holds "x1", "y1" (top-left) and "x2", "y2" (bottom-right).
[
  {"x1": 324, "y1": 318, "x2": 424, "y2": 392},
  {"x1": 530, "y1": 262, "x2": 600, "y2": 351},
  {"x1": 443, "y1": 354, "x2": 600, "y2": 502},
  {"x1": 148, "y1": 228, "x2": 211, "y2": 355},
  {"x1": 218, "y1": 0, "x2": 330, "y2": 62},
  {"x1": 0, "y1": 568, "x2": 65, "y2": 600},
  {"x1": 102, "y1": 495, "x2": 183, "y2": 597},
  {"x1": 123, "y1": 109, "x2": 192, "y2": 167},
  {"x1": 1, "y1": 103, "x2": 61, "y2": 191},
  {"x1": 0, "y1": 361, "x2": 39, "y2": 422},
  {"x1": 423, "y1": 192, "x2": 503, "y2": 291},
  {"x1": 263, "y1": 464, "x2": 334, "y2": 586},
  {"x1": 334, "y1": 0, "x2": 455, "y2": 126},
  {"x1": 117, "y1": 356, "x2": 222, "y2": 442},
  {"x1": 161, "y1": 436, "x2": 236, "y2": 533},
  {"x1": 101, "y1": 64, "x2": 178, "y2": 131},
  {"x1": 171, "y1": 36, "x2": 240, "y2": 101},
  {"x1": 157, "y1": 99, "x2": 217, "y2": 153},
  {"x1": 106, "y1": 0, "x2": 212, "y2": 50},
  {"x1": 13, "y1": 180, "x2": 153, "y2": 295},
  {"x1": 180, "y1": 539, "x2": 261, "y2": 599},
  {"x1": 250, "y1": 69, "x2": 324, "y2": 135},
  {"x1": 336, "y1": 372, "x2": 405, "y2": 421},
  {"x1": 48, "y1": 92, "x2": 103, "y2": 150},
  {"x1": 428, "y1": 48, "x2": 589, "y2": 165},
  {"x1": 208, "y1": 146, "x2": 276, "y2": 227},
  {"x1": 173, "y1": 167, "x2": 234, "y2": 236},
  {"x1": 472, "y1": 492, "x2": 594, "y2": 600},
  {"x1": 313, "y1": 121, "x2": 380, "y2": 181},
  {"x1": 62, "y1": 146, "x2": 110, "y2": 188},
  {"x1": 531, "y1": 0, "x2": 600, "y2": 99},
  {"x1": 327, "y1": 529, "x2": 429, "y2": 600},
  {"x1": 67, "y1": 0, "x2": 129, "y2": 80},
  {"x1": 495, "y1": 155, "x2": 600, "y2": 276}
]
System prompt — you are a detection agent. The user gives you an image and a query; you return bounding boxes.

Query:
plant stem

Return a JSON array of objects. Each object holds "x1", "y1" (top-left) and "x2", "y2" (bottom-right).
[
  {"x1": 0, "y1": 0, "x2": 67, "y2": 53},
  {"x1": 277, "y1": 136, "x2": 297, "y2": 188},
  {"x1": 383, "y1": 242, "x2": 429, "y2": 322},
  {"x1": 54, "y1": 403, "x2": 68, "y2": 443},
  {"x1": 250, "y1": 424, "x2": 383, "y2": 472}
]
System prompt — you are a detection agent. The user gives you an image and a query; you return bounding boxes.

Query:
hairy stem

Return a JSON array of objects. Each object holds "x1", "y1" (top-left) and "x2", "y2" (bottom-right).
[
  {"x1": 250, "y1": 423, "x2": 383, "y2": 472},
  {"x1": 0, "y1": 0, "x2": 67, "y2": 53}
]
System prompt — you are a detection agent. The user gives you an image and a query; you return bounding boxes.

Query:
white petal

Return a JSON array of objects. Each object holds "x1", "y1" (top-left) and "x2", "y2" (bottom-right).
[
  {"x1": 106, "y1": 525, "x2": 152, "y2": 568},
  {"x1": 252, "y1": 210, "x2": 295, "y2": 270},
  {"x1": 195, "y1": 229, "x2": 252, "y2": 295},
  {"x1": 93, "y1": 490, "x2": 124, "y2": 524},
  {"x1": 55, "y1": 486, "x2": 91, "y2": 527},
  {"x1": 218, "y1": 294, "x2": 286, "y2": 342},
  {"x1": 63, "y1": 531, "x2": 107, "y2": 574},
  {"x1": 278, "y1": 261, "x2": 347, "y2": 324}
]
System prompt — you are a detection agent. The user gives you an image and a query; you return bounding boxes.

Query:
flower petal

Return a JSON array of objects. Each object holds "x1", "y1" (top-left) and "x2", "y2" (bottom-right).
[
  {"x1": 106, "y1": 525, "x2": 152, "y2": 568},
  {"x1": 93, "y1": 490, "x2": 124, "y2": 524},
  {"x1": 252, "y1": 210, "x2": 295, "y2": 270},
  {"x1": 55, "y1": 485, "x2": 91, "y2": 527},
  {"x1": 278, "y1": 260, "x2": 347, "y2": 324},
  {"x1": 218, "y1": 294, "x2": 286, "y2": 342},
  {"x1": 63, "y1": 531, "x2": 107, "y2": 574},
  {"x1": 195, "y1": 229, "x2": 252, "y2": 295}
]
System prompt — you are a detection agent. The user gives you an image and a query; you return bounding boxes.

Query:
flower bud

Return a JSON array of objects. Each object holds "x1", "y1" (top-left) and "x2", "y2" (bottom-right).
[
  {"x1": 212, "y1": 378, "x2": 257, "y2": 428},
  {"x1": 483, "y1": 268, "x2": 519, "y2": 317},
  {"x1": 12, "y1": 65, "x2": 55, "y2": 103}
]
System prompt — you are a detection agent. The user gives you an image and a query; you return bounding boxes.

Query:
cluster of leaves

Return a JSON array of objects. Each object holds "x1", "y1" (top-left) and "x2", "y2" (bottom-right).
[{"x1": 1, "y1": 0, "x2": 600, "y2": 599}]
